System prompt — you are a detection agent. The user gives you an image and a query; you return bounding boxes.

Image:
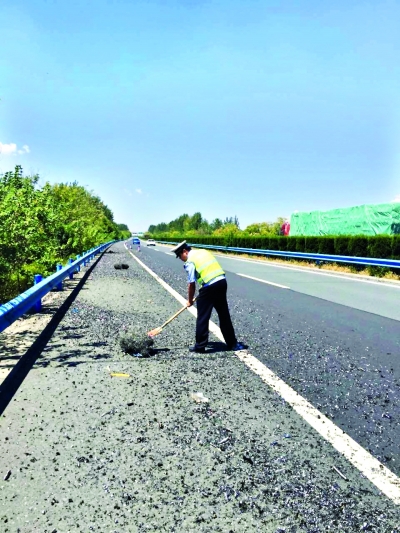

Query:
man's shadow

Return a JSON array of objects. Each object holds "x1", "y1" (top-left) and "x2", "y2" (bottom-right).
[{"x1": 150, "y1": 342, "x2": 228, "y2": 355}]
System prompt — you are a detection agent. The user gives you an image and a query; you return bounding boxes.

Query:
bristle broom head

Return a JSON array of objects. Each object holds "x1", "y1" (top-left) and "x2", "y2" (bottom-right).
[
  {"x1": 120, "y1": 332, "x2": 154, "y2": 357},
  {"x1": 147, "y1": 327, "x2": 162, "y2": 338}
]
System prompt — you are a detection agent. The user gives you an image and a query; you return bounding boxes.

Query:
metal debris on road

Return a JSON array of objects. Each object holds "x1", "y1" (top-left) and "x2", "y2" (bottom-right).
[
  {"x1": 120, "y1": 332, "x2": 154, "y2": 357},
  {"x1": 332, "y1": 465, "x2": 348, "y2": 480},
  {"x1": 4, "y1": 470, "x2": 11, "y2": 481},
  {"x1": 190, "y1": 392, "x2": 209, "y2": 403}
]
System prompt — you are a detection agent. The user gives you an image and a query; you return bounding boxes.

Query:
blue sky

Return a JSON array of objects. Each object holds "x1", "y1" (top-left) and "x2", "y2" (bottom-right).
[{"x1": 1, "y1": 0, "x2": 399, "y2": 231}]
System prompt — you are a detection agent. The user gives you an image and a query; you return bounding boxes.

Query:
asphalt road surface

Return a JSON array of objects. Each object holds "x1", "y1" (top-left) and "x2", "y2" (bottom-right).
[
  {"x1": 0, "y1": 242, "x2": 399, "y2": 532},
  {"x1": 141, "y1": 243, "x2": 400, "y2": 476}
]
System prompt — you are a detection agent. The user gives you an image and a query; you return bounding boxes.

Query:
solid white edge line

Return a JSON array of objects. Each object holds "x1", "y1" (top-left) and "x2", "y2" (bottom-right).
[
  {"x1": 234, "y1": 351, "x2": 400, "y2": 504},
  {"x1": 237, "y1": 273, "x2": 289, "y2": 289},
  {"x1": 124, "y1": 243, "x2": 400, "y2": 504},
  {"x1": 214, "y1": 253, "x2": 400, "y2": 289}
]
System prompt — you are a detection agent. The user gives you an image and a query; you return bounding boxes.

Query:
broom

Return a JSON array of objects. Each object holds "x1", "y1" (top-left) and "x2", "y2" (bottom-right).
[{"x1": 147, "y1": 299, "x2": 195, "y2": 338}]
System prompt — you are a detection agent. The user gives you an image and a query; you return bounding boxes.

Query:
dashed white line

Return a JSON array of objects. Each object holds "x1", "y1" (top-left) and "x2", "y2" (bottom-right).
[
  {"x1": 237, "y1": 273, "x2": 289, "y2": 289},
  {"x1": 124, "y1": 243, "x2": 400, "y2": 504},
  {"x1": 166, "y1": 252, "x2": 175, "y2": 256}
]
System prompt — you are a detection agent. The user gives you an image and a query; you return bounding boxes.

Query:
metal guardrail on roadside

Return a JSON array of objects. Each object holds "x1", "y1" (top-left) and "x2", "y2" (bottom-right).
[
  {"x1": 157, "y1": 241, "x2": 400, "y2": 270},
  {"x1": 0, "y1": 241, "x2": 115, "y2": 334}
]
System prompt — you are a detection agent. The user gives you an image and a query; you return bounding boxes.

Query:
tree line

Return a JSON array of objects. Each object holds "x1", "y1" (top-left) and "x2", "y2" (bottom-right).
[
  {"x1": 147, "y1": 212, "x2": 285, "y2": 238},
  {"x1": 0, "y1": 165, "x2": 131, "y2": 303}
]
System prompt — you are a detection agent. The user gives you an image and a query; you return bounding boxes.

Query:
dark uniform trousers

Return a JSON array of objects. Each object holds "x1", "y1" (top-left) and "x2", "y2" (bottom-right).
[{"x1": 195, "y1": 278, "x2": 237, "y2": 349}]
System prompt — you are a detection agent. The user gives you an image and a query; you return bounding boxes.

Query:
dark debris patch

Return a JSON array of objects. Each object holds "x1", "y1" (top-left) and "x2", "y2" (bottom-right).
[
  {"x1": 120, "y1": 331, "x2": 154, "y2": 357},
  {"x1": 113, "y1": 263, "x2": 129, "y2": 269}
]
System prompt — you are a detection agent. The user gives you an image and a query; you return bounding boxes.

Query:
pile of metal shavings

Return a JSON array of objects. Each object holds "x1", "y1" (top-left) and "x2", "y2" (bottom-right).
[{"x1": 119, "y1": 331, "x2": 154, "y2": 358}]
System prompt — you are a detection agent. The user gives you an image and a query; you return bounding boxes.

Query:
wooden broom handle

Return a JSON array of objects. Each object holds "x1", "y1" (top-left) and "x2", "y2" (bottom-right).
[{"x1": 159, "y1": 298, "x2": 196, "y2": 329}]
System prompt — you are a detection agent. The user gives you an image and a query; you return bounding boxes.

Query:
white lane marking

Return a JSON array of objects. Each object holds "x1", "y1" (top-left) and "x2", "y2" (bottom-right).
[
  {"x1": 237, "y1": 273, "x2": 289, "y2": 289},
  {"x1": 234, "y1": 351, "x2": 400, "y2": 504},
  {"x1": 166, "y1": 252, "x2": 175, "y2": 256},
  {"x1": 124, "y1": 243, "x2": 400, "y2": 504},
  {"x1": 214, "y1": 254, "x2": 400, "y2": 289}
]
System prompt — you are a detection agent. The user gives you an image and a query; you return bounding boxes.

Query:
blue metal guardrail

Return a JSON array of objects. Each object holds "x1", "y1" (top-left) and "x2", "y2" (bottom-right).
[
  {"x1": 157, "y1": 241, "x2": 400, "y2": 270},
  {"x1": 0, "y1": 241, "x2": 115, "y2": 334}
]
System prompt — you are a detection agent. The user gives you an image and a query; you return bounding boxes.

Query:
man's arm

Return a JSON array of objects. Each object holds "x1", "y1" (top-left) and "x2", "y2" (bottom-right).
[{"x1": 187, "y1": 282, "x2": 196, "y2": 307}]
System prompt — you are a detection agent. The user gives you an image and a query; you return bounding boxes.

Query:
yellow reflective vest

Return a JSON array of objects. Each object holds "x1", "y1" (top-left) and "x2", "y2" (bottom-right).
[{"x1": 187, "y1": 249, "x2": 225, "y2": 286}]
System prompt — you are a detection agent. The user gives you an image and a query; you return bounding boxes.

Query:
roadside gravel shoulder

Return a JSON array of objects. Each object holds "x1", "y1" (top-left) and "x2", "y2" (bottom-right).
[
  {"x1": 0, "y1": 243, "x2": 399, "y2": 532},
  {"x1": 0, "y1": 269, "x2": 88, "y2": 383}
]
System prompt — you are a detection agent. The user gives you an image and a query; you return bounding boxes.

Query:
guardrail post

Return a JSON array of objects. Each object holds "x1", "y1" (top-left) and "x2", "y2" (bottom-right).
[
  {"x1": 56, "y1": 264, "x2": 63, "y2": 290},
  {"x1": 33, "y1": 274, "x2": 43, "y2": 312},
  {"x1": 68, "y1": 258, "x2": 74, "y2": 279},
  {"x1": 76, "y1": 255, "x2": 81, "y2": 272}
]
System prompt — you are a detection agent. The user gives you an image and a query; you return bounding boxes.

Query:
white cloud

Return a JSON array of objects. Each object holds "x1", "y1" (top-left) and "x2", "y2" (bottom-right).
[
  {"x1": 0, "y1": 142, "x2": 17, "y2": 155},
  {"x1": 0, "y1": 142, "x2": 30, "y2": 156},
  {"x1": 135, "y1": 188, "x2": 142, "y2": 194},
  {"x1": 123, "y1": 188, "x2": 133, "y2": 197},
  {"x1": 392, "y1": 195, "x2": 400, "y2": 203}
]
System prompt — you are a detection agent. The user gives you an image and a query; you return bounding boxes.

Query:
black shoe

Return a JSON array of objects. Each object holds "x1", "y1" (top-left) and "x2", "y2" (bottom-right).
[
  {"x1": 227, "y1": 342, "x2": 247, "y2": 351},
  {"x1": 189, "y1": 346, "x2": 206, "y2": 353}
]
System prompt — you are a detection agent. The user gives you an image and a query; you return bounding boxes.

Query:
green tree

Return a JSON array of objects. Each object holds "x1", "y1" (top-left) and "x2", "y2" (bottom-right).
[
  {"x1": 223, "y1": 215, "x2": 240, "y2": 228},
  {"x1": 117, "y1": 223, "x2": 129, "y2": 231},
  {"x1": 210, "y1": 218, "x2": 223, "y2": 231},
  {"x1": 0, "y1": 166, "x2": 58, "y2": 300},
  {"x1": 189, "y1": 212, "x2": 203, "y2": 231},
  {"x1": 0, "y1": 166, "x2": 123, "y2": 303},
  {"x1": 244, "y1": 218, "x2": 285, "y2": 235}
]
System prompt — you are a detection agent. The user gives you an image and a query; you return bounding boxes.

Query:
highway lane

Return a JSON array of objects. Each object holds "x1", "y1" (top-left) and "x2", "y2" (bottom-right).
[
  {"x1": 137, "y1": 243, "x2": 400, "y2": 477},
  {"x1": 154, "y1": 242, "x2": 400, "y2": 321},
  {"x1": 215, "y1": 254, "x2": 400, "y2": 321}
]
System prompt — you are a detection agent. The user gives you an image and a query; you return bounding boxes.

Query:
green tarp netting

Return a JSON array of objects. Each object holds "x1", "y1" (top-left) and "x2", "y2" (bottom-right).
[{"x1": 290, "y1": 203, "x2": 400, "y2": 236}]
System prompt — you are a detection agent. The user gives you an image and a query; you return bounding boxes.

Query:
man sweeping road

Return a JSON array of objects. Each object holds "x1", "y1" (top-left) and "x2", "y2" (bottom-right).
[{"x1": 171, "y1": 241, "x2": 245, "y2": 353}]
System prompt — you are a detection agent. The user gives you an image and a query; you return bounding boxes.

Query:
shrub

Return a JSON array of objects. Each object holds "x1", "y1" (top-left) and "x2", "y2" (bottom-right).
[
  {"x1": 348, "y1": 236, "x2": 369, "y2": 257},
  {"x1": 334, "y1": 236, "x2": 350, "y2": 256},
  {"x1": 304, "y1": 237, "x2": 319, "y2": 253},
  {"x1": 367, "y1": 265, "x2": 389, "y2": 277},
  {"x1": 318, "y1": 237, "x2": 335, "y2": 255},
  {"x1": 295, "y1": 237, "x2": 306, "y2": 253},
  {"x1": 278, "y1": 237, "x2": 289, "y2": 251},
  {"x1": 368, "y1": 236, "x2": 392, "y2": 259},
  {"x1": 392, "y1": 236, "x2": 400, "y2": 259},
  {"x1": 267, "y1": 237, "x2": 280, "y2": 250}
]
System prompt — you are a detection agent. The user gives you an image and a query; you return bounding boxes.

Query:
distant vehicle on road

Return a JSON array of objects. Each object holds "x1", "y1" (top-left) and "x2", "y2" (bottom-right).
[
  {"x1": 147, "y1": 239, "x2": 156, "y2": 246},
  {"x1": 132, "y1": 238, "x2": 140, "y2": 245}
]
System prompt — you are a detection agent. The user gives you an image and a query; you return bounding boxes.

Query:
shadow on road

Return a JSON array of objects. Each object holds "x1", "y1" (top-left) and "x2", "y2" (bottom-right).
[{"x1": 0, "y1": 251, "x2": 108, "y2": 416}]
